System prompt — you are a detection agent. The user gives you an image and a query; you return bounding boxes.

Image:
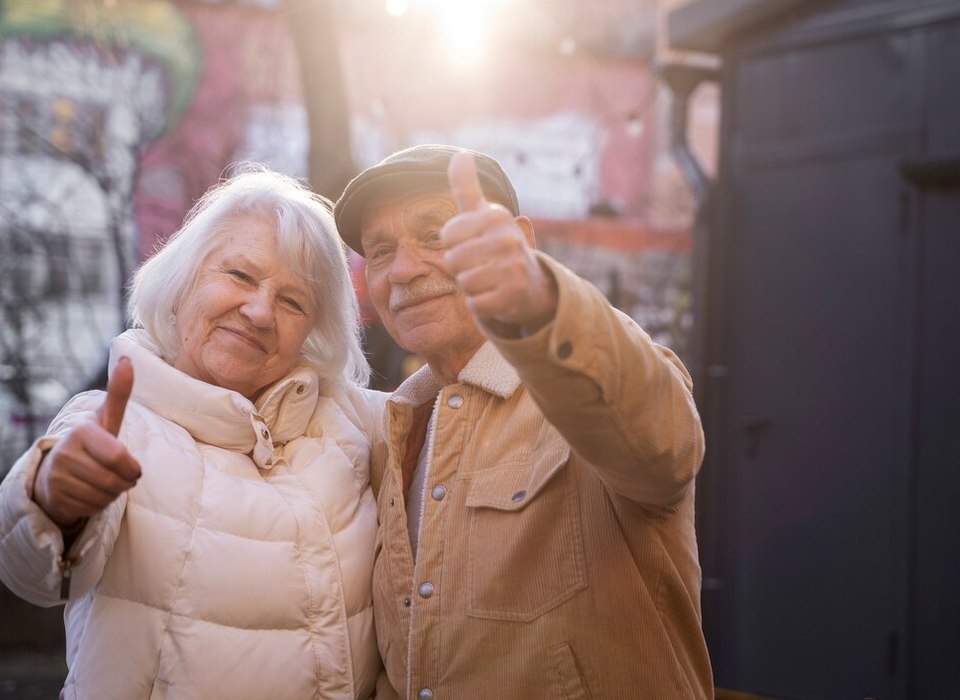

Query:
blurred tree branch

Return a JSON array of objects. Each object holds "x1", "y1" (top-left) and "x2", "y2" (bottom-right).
[{"x1": 284, "y1": 0, "x2": 357, "y2": 199}]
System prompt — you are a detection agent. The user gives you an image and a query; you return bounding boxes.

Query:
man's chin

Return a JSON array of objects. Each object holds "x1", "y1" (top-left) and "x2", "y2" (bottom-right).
[{"x1": 394, "y1": 323, "x2": 447, "y2": 354}]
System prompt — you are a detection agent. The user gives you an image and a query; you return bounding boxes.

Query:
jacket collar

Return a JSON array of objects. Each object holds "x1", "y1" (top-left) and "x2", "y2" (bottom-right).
[
  {"x1": 392, "y1": 341, "x2": 521, "y2": 407},
  {"x1": 109, "y1": 329, "x2": 320, "y2": 469}
]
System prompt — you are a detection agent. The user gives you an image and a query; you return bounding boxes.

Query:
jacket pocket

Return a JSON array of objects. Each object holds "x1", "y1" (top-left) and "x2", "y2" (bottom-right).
[{"x1": 464, "y1": 442, "x2": 587, "y2": 622}]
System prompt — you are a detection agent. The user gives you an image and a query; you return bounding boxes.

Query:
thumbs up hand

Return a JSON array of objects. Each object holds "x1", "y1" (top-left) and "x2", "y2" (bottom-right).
[
  {"x1": 33, "y1": 357, "x2": 141, "y2": 528},
  {"x1": 440, "y1": 151, "x2": 558, "y2": 334}
]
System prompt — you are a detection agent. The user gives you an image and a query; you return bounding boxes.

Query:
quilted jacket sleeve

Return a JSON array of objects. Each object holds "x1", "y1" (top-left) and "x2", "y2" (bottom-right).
[
  {"x1": 0, "y1": 392, "x2": 127, "y2": 607},
  {"x1": 487, "y1": 253, "x2": 705, "y2": 510}
]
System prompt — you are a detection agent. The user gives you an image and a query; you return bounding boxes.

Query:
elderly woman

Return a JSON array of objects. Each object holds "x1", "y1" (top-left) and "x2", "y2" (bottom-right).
[{"x1": 0, "y1": 167, "x2": 385, "y2": 699}]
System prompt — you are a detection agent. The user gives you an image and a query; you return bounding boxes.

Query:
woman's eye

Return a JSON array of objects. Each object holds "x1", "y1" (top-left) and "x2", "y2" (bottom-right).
[
  {"x1": 227, "y1": 269, "x2": 253, "y2": 283},
  {"x1": 282, "y1": 297, "x2": 305, "y2": 313}
]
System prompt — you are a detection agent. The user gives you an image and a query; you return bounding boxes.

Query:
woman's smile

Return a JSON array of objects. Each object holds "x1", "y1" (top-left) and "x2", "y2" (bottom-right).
[{"x1": 173, "y1": 216, "x2": 314, "y2": 399}]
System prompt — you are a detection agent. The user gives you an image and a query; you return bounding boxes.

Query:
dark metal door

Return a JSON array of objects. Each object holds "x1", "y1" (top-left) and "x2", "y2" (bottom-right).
[
  {"x1": 704, "y1": 4, "x2": 952, "y2": 697},
  {"x1": 909, "y1": 179, "x2": 960, "y2": 698},
  {"x1": 718, "y1": 151, "x2": 909, "y2": 699},
  {"x1": 906, "y1": 18, "x2": 960, "y2": 697}
]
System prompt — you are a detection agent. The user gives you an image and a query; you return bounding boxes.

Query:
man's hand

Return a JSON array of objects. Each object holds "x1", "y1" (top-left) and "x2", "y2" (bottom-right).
[
  {"x1": 33, "y1": 357, "x2": 141, "y2": 528},
  {"x1": 441, "y1": 151, "x2": 558, "y2": 334}
]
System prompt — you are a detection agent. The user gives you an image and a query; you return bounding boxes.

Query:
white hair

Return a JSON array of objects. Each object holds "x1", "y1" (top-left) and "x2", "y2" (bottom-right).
[{"x1": 128, "y1": 164, "x2": 370, "y2": 387}]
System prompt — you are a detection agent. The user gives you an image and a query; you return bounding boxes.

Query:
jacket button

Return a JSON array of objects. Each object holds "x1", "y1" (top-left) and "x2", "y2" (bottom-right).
[
  {"x1": 431, "y1": 485, "x2": 447, "y2": 501},
  {"x1": 511, "y1": 490, "x2": 527, "y2": 503},
  {"x1": 418, "y1": 582, "x2": 435, "y2": 599},
  {"x1": 295, "y1": 384, "x2": 305, "y2": 394},
  {"x1": 446, "y1": 394, "x2": 464, "y2": 409},
  {"x1": 418, "y1": 689, "x2": 434, "y2": 700},
  {"x1": 556, "y1": 341, "x2": 573, "y2": 359},
  {"x1": 403, "y1": 597, "x2": 411, "y2": 607},
  {"x1": 261, "y1": 428, "x2": 269, "y2": 439}
]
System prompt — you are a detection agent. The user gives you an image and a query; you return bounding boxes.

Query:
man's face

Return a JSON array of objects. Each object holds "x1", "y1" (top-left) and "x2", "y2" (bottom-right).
[{"x1": 360, "y1": 190, "x2": 485, "y2": 372}]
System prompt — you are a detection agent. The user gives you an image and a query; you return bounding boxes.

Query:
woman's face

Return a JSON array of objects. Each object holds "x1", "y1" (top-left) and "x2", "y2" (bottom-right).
[{"x1": 174, "y1": 216, "x2": 316, "y2": 399}]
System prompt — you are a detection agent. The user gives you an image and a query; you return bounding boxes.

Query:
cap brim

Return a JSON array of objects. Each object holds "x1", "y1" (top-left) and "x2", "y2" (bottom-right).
[{"x1": 335, "y1": 171, "x2": 451, "y2": 256}]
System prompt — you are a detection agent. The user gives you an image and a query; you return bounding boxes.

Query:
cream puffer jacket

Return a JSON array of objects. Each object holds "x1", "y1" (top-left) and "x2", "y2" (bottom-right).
[{"x1": 0, "y1": 330, "x2": 387, "y2": 700}]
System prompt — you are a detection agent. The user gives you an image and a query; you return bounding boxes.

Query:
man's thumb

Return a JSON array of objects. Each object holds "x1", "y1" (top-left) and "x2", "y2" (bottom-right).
[
  {"x1": 448, "y1": 151, "x2": 486, "y2": 213},
  {"x1": 97, "y1": 356, "x2": 134, "y2": 436}
]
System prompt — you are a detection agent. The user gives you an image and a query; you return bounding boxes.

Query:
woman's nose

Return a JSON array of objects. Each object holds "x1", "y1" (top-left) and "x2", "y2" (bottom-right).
[{"x1": 240, "y1": 289, "x2": 276, "y2": 328}]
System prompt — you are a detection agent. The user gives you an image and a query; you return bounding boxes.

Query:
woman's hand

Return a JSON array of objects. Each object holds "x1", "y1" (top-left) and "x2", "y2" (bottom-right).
[{"x1": 33, "y1": 357, "x2": 142, "y2": 528}]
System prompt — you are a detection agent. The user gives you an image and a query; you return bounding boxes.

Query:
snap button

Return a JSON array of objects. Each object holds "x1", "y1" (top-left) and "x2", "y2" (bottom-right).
[
  {"x1": 418, "y1": 582, "x2": 435, "y2": 599},
  {"x1": 556, "y1": 341, "x2": 573, "y2": 359},
  {"x1": 418, "y1": 689, "x2": 434, "y2": 700},
  {"x1": 447, "y1": 394, "x2": 464, "y2": 409},
  {"x1": 431, "y1": 485, "x2": 447, "y2": 501},
  {"x1": 511, "y1": 490, "x2": 527, "y2": 503}
]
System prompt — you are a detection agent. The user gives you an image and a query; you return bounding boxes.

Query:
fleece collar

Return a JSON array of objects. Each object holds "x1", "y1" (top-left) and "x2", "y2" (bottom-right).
[
  {"x1": 391, "y1": 341, "x2": 521, "y2": 408},
  {"x1": 109, "y1": 329, "x2": 319, "y2": 469}
]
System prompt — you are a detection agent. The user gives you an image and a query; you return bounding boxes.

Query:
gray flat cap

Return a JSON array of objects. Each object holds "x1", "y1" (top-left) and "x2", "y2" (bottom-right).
[{"x1": 334, "y1": 144, "x2": 520, "y2": 255}]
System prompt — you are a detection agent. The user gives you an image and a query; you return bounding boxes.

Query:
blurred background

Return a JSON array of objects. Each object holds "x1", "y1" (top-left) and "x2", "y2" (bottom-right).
[{"x1": 0, "y1": 0, "x2": 956, "y2": 698}]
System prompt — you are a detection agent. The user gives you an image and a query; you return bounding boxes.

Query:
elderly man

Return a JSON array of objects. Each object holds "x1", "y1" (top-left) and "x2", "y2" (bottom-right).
[{"x1": 334, "y1": 144, "x2": 712, "y2": 699}]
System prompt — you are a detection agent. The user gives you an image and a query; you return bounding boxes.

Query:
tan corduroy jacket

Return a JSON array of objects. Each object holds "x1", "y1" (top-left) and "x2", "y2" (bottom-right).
[{"x1": 370, "y1": 255, "x2": 712, "y2": 699}]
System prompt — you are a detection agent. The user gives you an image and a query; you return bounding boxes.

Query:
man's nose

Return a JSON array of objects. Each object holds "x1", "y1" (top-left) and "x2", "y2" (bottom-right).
[
  {"x1": 387, "y1": 241, "x2": 431, "y2": 284},
  {"x1": 240, "y1": 288, "x2": 276, "y2": 328}
]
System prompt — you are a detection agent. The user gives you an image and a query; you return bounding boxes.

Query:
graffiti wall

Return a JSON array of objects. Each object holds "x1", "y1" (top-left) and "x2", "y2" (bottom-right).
[
  {"x1": 0, "y1": 0, "x2": 309, "y2": 469},
  {"x1": 0, "y1": 0, "x2": 695, "y2": 468},
  {"x1": 0, "y1": 1, "x2": 188, "y2": 465},
  {"x1": 534, "y1": 218, "x2": 693, "y2": 358}
]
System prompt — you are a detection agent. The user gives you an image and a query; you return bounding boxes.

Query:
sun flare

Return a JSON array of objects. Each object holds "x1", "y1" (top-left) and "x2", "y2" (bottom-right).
[{"x1": 421, "y1": 0, "x2": 510, "y2": 69}]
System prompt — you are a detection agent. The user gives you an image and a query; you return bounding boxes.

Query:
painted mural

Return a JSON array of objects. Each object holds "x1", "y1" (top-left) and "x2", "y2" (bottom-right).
[
  {"x1": 0, "y1": 1, "x2": 191, "y2": 466},
  {"x1": 0, "y1": 0, "x2": 307, "y2": 468}
]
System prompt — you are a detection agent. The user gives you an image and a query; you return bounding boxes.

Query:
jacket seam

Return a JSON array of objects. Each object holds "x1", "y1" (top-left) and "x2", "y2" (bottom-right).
[
  {"x1": 153, "y1": 457, "x2": 206, "y2": 677},
  {"x1": 656, "y1": 563, "x2": 697, "y2": 698},
  {"x1": 290, "y1": 468, "x2": 356, "y2": 700},
  {"x1": 406, "y1": 389, "x2": 442, "y2": 699},
  {"x1": 85, "y1": 595, "x2": 330, "y2": 632}
]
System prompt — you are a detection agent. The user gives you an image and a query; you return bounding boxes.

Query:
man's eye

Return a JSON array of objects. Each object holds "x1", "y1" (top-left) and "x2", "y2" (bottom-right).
[{"x1": 368, "y1": 247, "x2": 392, "y2": 262}]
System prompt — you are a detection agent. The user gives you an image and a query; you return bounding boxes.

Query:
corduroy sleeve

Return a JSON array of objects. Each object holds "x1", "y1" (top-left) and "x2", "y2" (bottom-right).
[{"x1": 484, "y1": 252, "x2": 705, "y2": 509}]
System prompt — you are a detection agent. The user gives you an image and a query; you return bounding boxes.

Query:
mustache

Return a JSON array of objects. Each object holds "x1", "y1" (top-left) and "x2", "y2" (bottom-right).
[{"x1": 390, "y1": 280, "x2": 459, "y2": 311}]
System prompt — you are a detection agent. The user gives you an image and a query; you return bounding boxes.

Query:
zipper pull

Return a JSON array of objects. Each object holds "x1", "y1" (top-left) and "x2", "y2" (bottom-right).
[{"x1": 60, "y1": 557, "x2": 75, "y2": 601}]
